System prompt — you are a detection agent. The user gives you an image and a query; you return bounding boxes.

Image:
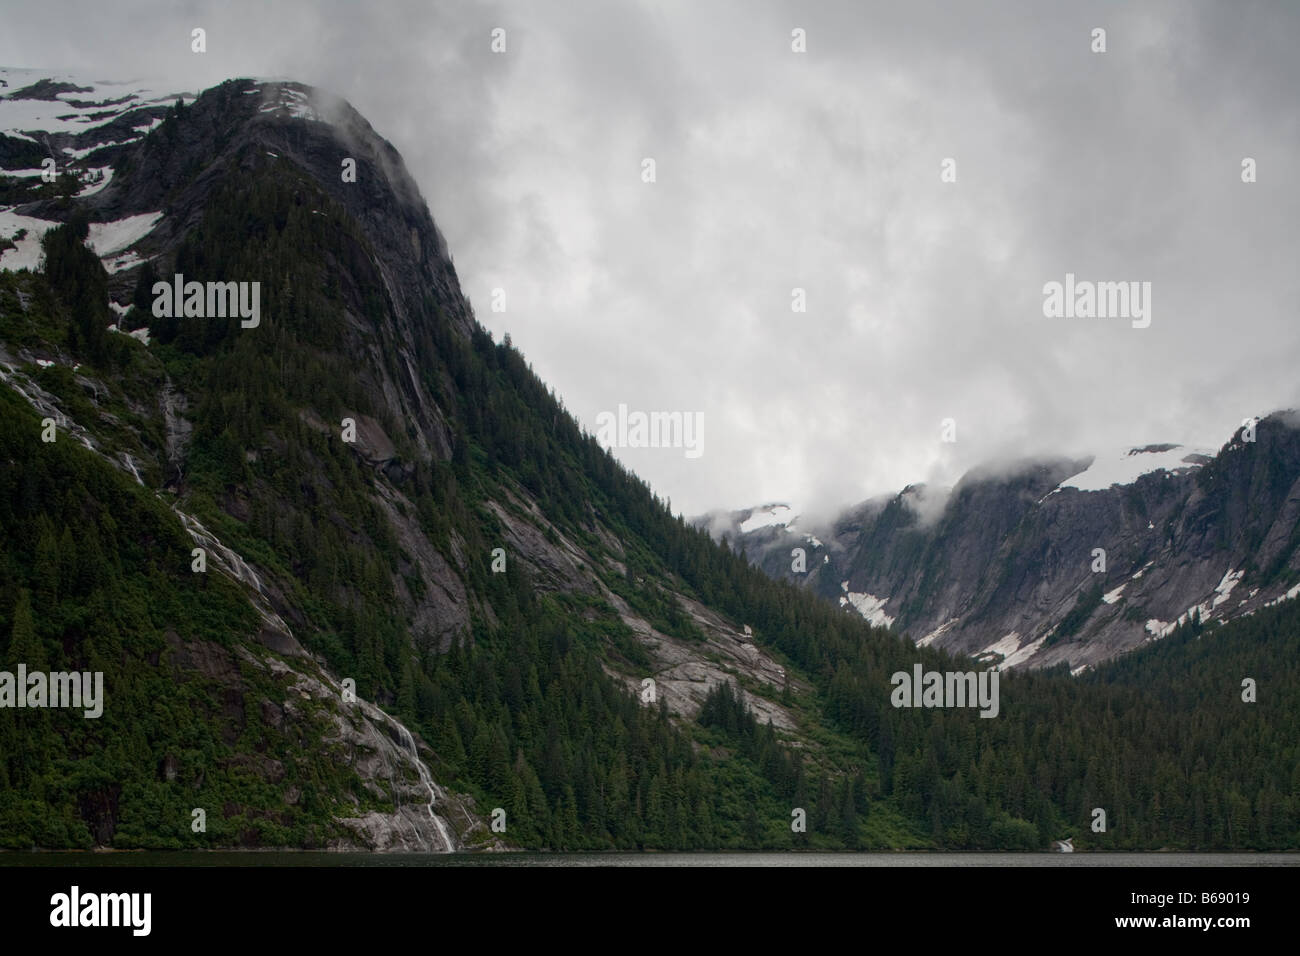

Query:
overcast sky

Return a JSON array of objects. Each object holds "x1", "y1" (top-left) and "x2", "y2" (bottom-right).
[{"x1": 4, "y1": 0, "x2": 1298, "y2": 519}]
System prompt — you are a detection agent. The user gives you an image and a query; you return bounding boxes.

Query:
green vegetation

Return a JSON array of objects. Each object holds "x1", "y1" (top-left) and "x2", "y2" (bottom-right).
[
  {"x1": 1046, "y1": 580, "x2": 1105, "y2": 646},
  {"x1": 1, "y1": 90, "x2": 1297, "y2": 852},
  {"x1": 0, "y1": 388, "x2": 387, "y2": 849}
]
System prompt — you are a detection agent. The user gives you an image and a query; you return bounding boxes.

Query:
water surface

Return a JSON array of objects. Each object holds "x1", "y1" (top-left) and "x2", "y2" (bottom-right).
[{"x1": 3, "y1": 851, "x2": 1294, "y2": 867}]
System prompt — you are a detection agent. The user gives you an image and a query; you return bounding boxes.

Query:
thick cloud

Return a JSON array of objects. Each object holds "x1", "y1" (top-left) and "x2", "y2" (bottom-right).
[{"x1": 5, "y1": 0, "x2": 1297, "y2": 516}]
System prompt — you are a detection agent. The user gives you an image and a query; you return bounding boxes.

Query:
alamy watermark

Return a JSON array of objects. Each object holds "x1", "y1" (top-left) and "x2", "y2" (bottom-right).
[
  {"x1": 1042, "y1": 273, "x2": 1151, "y2": 329},
  {"x1": 50, "y1": 886, "x2": 150, "y2": 936},
  {"x1": 595, "y1": 403, "x2": 703, "y2": 459},
  {"x1": 0, "y1": 666, "x2": 103, "y2": 718},
  {"x1": 890, "y1": 664, "x2": 999, "y2": 718},
  {"x1": 152, "y1": 273, "x2": 260, "y2": 328}
]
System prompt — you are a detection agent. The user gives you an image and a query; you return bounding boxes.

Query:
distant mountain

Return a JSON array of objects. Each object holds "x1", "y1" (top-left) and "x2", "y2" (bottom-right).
[{"x1": 717, "y1": 416, "x2": 1300, "y2": 672}]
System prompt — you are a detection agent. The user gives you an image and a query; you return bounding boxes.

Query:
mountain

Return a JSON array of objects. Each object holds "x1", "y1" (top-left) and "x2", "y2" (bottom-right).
[
  {"x1": 3, "y1": 72, "x2": 1298, "y2": 853},
  {"x1": 0, "y1": 70, "x2": 865, "y2": 851},
  {"x1": 719, "y1": 419, "x2": 1300, "y2": 672}
]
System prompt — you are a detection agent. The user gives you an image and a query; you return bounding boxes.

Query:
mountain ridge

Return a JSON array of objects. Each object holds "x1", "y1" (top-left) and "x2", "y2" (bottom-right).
[{"x1": 718, "y1": 413, "x2": 1300, "y2": 672}]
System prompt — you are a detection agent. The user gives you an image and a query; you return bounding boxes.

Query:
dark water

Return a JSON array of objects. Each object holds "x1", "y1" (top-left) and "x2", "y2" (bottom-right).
[{"x1": 2, "y1": 851, "x2": 1296, "y2": 867}]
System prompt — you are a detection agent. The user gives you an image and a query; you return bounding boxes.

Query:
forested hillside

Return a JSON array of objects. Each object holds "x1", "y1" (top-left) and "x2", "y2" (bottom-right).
[{"x1": 1, "y1": 79, "x2": 1296, "y2": 851}]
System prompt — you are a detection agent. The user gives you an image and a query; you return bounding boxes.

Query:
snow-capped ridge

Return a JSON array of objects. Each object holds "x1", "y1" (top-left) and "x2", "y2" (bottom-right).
[
  {"x1": 1056, "y1": 443, "x2": 1215, "y2": 493},
  {"x1": 738, "y1": 503, "x2": 796, "y2": 534},
  {"x1": 1, "y1": 68, "x2": 193, "y2": 140}
]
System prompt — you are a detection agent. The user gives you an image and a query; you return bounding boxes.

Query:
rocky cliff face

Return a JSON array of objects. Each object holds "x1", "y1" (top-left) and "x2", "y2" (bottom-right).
[
  {"x1": 2, "y1": 73, "x2": 496, "y2": 849},
  {"x1": 721, "y1": 414, "x2": 1300, "y2": 672}
]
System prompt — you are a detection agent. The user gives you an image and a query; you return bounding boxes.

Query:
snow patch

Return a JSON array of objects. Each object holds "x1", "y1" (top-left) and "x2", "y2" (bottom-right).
[
  {"x1": 1145, "y1": 619, "x2": 1169, "y2": 637},
  {"x1": 838, "y1": 585, "x2": 894, "y2": 628},
  {"x1": 75, "y1": 166, "x2": 113, "y2": 197},
  {"x1": 1102, "y1": 583, "x2": 1127, "y2": 604},
  {"x1": 1146, "y1": 598, "x2": 1214, "y2": 641},
  {"x1": 61, "y1": 138, "x2": 141, "y2": 160},
  {"x1": 1057, "y1": 445, "x2": 1213, "y2": 493},
  {"x1": 258, "y1": 85, "x2": 323, "y2": 122},
  {"x1": 0, "y1": 68, "x2": 189, "y2": 139},
  {"x1": 1264, "y1": 582, "x2": 1300, "y2": 608},
  {"x1": 103, "y1": 251, "x2": 145, "y2": 273},
  {"x1": 979, "y1": 632, "x2": 1022, "y2": 658},
  {"x1": 0, "y1": 209, "x2": 56, "y2": 271},
  {"x1": 740, "y1": 504, "x2": 795, "y2": 534},
  {"x1": 86, "y1": 211, "x2": 162, "y2": 256},
  {"x1": 998, "y1": 639, "x2": 1040, "y2": 671},
  {"x1": 108, "y1": 323, "x2": 149, "y2": 344},
  {"x1": 977, "y1": 631, "x2": 1045, "y2": 670},
  {"x1": 917, "y1": 618, "x2": 957, "y2": 648},
  {"x1": 1211, "y1": 569, "x2": 1244, "y2": 608}
]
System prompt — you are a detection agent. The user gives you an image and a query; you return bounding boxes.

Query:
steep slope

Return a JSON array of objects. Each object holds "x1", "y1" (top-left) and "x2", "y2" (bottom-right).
[
  {"x1": 1, "y1": 74, "x2": 858, "y2": 850},
  {"x1": 722, "y1": 419, "x2": 1300, "y2": 672}
]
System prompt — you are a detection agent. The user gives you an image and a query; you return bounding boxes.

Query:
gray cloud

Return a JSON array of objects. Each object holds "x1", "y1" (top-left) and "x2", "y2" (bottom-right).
[{"x1": 4, "y1": 0, "x2": 1297, "y2": 516}]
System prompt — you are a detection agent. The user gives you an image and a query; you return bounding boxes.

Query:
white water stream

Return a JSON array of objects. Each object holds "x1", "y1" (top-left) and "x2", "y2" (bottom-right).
[
  {"x1": 121, "y1": 451, "x2": 144, "y2": 485},
  {"x1": 390, "y1": 719, "x2": 458, "y2": 852}
]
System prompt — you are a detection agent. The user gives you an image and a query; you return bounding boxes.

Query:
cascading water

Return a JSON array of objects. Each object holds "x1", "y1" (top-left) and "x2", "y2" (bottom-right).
[
  {"x1": 390, "y1": 719, "x2": 458, "y2": 853},
  {"x1": 171, "y1": 505, "x2": 458, "y2": 852},
  {"x1": 121, "y1": 452, "x2": 144, "y2": 485},
  {"x1": 171, "y1": 510, "x2": 459, "y2": 852},
  {"x1": 170, "y1": 508, "x2": 293, "y2": 635}
]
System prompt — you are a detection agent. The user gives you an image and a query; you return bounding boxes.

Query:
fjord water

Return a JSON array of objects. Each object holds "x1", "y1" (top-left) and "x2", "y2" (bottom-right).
[{"x1": 2, "y1": 853, "x2": 1295, "y2": 867}]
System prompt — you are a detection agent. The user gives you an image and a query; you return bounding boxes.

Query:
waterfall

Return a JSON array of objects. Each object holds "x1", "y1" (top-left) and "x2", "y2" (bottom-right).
[
  {"x1": 170, "y1": 507, "x2": 293, "y2": 636},
  {"x1": 121, "y1": 452, "x2": 144, "y2": 485},
  {"x1": 169, "y1": 509, "x2": 459, "y2": 852},
  {"x1": 2, "y1": 358, "x2": 100, "y2": 455},
  {"x1": 389, "y1": 718, "x2": 458, "y2": 853}
]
